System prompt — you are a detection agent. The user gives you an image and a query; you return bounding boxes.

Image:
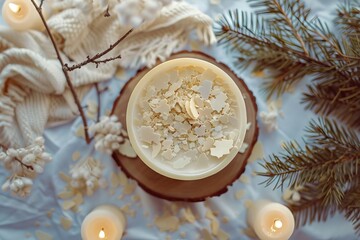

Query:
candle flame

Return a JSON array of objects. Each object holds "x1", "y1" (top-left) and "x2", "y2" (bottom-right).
[
  {"x1": 99, "y1": 228, "x2": 106, "y2": 239},
  {"x1": 274, "y1": 219, "x2": 283, "y2": 229},
  {"x1": 271, "y1": 219, "x2": 283, "y2": 232},
  {"x1": 8, "y1": 3, "x2": 22, "y2": 14}
]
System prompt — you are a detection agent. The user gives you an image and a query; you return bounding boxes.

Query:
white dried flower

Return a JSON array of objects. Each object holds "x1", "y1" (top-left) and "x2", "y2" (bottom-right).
[
  {"x1": 69, "y1": 157, "x2": 104, "y2": 196},
  {"x1": 89, "y1": 115, "x2": 124, "y2": 154},
  {"x1": 0, "y1": 137, "x2": 52, "y2": 197},
  {"x1": 2, "y1": 175, "x2": 33, "y2": 198}
]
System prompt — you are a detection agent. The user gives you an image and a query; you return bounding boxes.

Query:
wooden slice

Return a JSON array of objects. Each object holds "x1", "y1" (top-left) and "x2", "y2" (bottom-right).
[{"x1": 112, "y1": 51, "x2": 259, "y2": 202}]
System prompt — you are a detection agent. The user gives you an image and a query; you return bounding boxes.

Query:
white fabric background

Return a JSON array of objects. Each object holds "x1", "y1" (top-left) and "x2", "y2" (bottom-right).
[{"x1": 0, "y1": 0, "x2": 357, "y2": 239}]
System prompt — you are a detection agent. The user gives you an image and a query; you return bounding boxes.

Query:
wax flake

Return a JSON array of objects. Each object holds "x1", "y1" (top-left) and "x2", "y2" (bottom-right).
[
  {"x1": 173, "y1": 122, "x2": 191, "y2": 134},
  {"x1": 111, "y1": 172, "x2": 120, "y2": 188},
  {"x1": 35, "y1": 231, "x2": 53, "y2": 240},
  {"x1": 155, "y1": 214, "x2": 180, "y2": 232},
  {"x1": 138, "y1": 126, "x2": 160, "y2": 144},
  {"x1": 222, "y1": 216, "x2": 229, "y2": 224},
  {"x1": 123, "y1": 181, "x2": 136, "y2": 195},
  {"x1": 198, "y1": 80, "x2": 213, "y2": 99},
  {"x1": 200, "y1": 229, "x2": 213, "y2": 240},
  {"x1": 162, "y1": 139, "x2": 173, "y2": 149},
  {"x1": 59, "y1": 172, "x2": 71, "y2": 183},
  {"x1": 201, "y1": 137, "x2": 214, "y2": 152},
  {"x1": 153, "y1": 74, "x2": 169, "y2": 90},
  {"x1": 219, "y1": 115, "x2": 229, "y2": 124},
  {"x1": 173, "y1": 157, "x2": 191, "y2": 169},
  {"x1": 58, "y1": 190, "x2": 74, "y2": 199},
  {"x1": 182, "y1": 208, "x2": 196, "y2": 223},
  {"x1": 247, "y1": 141, "x2": 264, "y2": 163},
  {"x1": 72, "y1": 151, "x2": 81, "y2": 161},
  {"x1": 210, "y1": 139, "x2": 233, "y2": 158},
  {"x1": 62, "y1": 200, "x2": 76, "y2": 211},
  {"x1": 153, "y1": 99, "x2": 170, "y2": 115},
  {"x1": 185, "y1": 100, "x2": 195, "y2": 119},
  {"x1": 189, "y1": 98, "x2": 199, "y2": 119},
  {"x1": 195, "y1": 126, "x2": 206, "y2": 137},
  {"x1": 149, "y1": 143, "x2": 161, "y2": 158},
  {"x1": 217, "y1": 229, "x2": 230, "y2": 240},
  {"x1": 118, "y1": 139, "x2": 137, "y2": 158},
  {"x1": 239, "y1": 175, "x2": 250, "y2": 184},
  {"x1": 238, "y1": 142, "x2": 249, "y2": 154},
  {"x1": 200, "y1": 68, "x2": 217, "y2": 82},
  {"x1": 118, "y1": 171, "x2": 128, "y2": 186},
  {"x1": 210, "y1": 92, "x2": 228, "y2": 112},
  {"x1": 235, "y1": 190, "x2": 245, "y2": 200},
  {"x1": 205, "y1": 209, "x2": 220, "y2": 236},
  {"x1": 162, "y1": 149, "x2": 173, "y2": 160},
  {"x1": 246, "y1": 122, "x2": 252, "y2": 130},
  {"x1": 60, "y1": 216, "x2": 72, "y2": 230},
  {"x1": 73, "y1": 193, "x2": 83, "y2": 206}
]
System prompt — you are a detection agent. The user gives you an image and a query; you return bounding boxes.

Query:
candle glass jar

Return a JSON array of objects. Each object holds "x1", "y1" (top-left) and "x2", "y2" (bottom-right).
[{"x1": 126, "y1": 58, "x2": 247, "y2": 180}]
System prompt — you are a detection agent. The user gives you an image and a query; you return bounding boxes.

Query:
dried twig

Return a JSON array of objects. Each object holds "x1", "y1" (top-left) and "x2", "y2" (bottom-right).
[
  {"x1": 94, "y1": 83, "x2": 101, "y2": 123},
  {"x1": 30, "y1": 0, "x2": 91, "y2": 143},
  {"x1": 30, "y1": 1, "x2": 133, "y2": 144},
  {"x1": 14, "y1": 158, "x2": 34, "y2": 170},
  {"x1": 64, "y1": 28, "x2": 133, "y2": 71}
]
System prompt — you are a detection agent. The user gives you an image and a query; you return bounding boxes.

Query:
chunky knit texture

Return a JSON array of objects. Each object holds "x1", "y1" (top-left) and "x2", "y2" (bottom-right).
[{"x1": 0, "y1": 1, "x2": 216, "y2": 148}]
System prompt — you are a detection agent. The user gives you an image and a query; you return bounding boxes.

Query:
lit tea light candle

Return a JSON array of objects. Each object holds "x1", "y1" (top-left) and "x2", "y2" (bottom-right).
[
  {"x1": 247, "y1": 201, "x2": 295, "y2": 240},
  {"x1": 2, "y1": 0, "x2": 49, "y2": 31},
  {"x1": 81, "y1": 205, "x2": 126, "y2": 240}
]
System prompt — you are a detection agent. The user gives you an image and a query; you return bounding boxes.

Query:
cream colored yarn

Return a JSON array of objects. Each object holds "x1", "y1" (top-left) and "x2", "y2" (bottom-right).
[{"x1": 0, "y1": 0, "x2": 216, "y2": 148}]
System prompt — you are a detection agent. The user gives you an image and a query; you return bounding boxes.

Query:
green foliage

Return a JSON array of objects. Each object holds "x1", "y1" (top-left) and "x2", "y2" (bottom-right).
[
  {"x1": 258, "y1": 118, "x2": 360, "y2": 233},
  {"x1": 215, "y1": 0, "x2": 360, "y2": 129},
  {"x1": 216, "y1": 0, "x2": 360, "y2": 235}
]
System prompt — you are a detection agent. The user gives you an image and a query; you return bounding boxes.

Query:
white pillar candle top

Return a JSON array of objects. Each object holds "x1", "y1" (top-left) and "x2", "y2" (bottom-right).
[
  {"x1": 2, "y1": 0, "x2": 47, "y2": 31},
  {"x1": 248, "y1": 201, "x2": 295, "y2": 240},
  {"x1": 81, "y1": 205, "x2": 126, "y2": 240}
]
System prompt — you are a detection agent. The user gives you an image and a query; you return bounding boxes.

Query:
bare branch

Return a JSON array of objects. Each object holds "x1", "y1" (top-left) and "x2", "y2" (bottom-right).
[
  {"x1": 14, "y1": 158, "x2": 34, "y2": 171},
  {"x1": 64, "y1": 28, "x2": 133, "y2": 71},
  {"x1": 30, "y1": 0, "x2": 91, "y2": 143},
  {"x1": 94, "y1": 83, "x2": 101, "y2": 123}
]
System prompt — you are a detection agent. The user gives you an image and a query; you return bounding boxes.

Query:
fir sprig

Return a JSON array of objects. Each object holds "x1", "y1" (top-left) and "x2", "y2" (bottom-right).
[
  {"x1": 215, "y1": 0, "x2": 360, "y2": 129},
  {"x1": 258, "y1": 118, "x2": 360, "y2": 232}
]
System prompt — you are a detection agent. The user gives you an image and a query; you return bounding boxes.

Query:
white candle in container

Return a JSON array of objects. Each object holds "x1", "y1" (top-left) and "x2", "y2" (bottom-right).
[
  {"x1": 126, "y1": 58, "x2": 247, "y2": 180},
  {"x1": 81, "y1": 205, "x2": 126, "y2": 240},
  {"x1": 2, "y1": 0, "x2": 49, "y2": 31},
  {"x1": 248, "y1": 200, "x2": 295, "y2": 240}
]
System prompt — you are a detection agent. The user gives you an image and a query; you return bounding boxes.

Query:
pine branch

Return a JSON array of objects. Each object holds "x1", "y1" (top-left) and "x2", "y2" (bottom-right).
[
  {"x1": 337, "y1": 0, "x2": 360, "y2": 35},
  {"x1": 288, "y1": 183, "x2": 338, "y2": 227},
  {"x1": 215, "y1": 0, "x2": 360, "y2": 127},
  {"x1": 258, "y1": 118, "x2": 360, "y2": 205},
  {"x1": 342, "y1": 187, "x2": 360, "y2": 235}
]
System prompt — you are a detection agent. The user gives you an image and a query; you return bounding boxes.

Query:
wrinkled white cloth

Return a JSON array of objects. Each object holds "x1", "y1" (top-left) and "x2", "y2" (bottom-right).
[{"x1": 0, "y1": 0, "x2": 216, "y2": 148}]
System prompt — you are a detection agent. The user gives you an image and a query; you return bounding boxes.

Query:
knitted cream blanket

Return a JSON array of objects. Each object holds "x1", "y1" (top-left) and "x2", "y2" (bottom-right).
[{"x1": 0, "y1": 1, "x2": 216, "y2": 148}]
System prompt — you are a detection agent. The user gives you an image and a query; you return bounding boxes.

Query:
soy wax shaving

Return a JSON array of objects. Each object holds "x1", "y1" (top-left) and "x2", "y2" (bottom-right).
[{"x1": 137, "y1": 66, "x2": 240, "y2": 169}]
